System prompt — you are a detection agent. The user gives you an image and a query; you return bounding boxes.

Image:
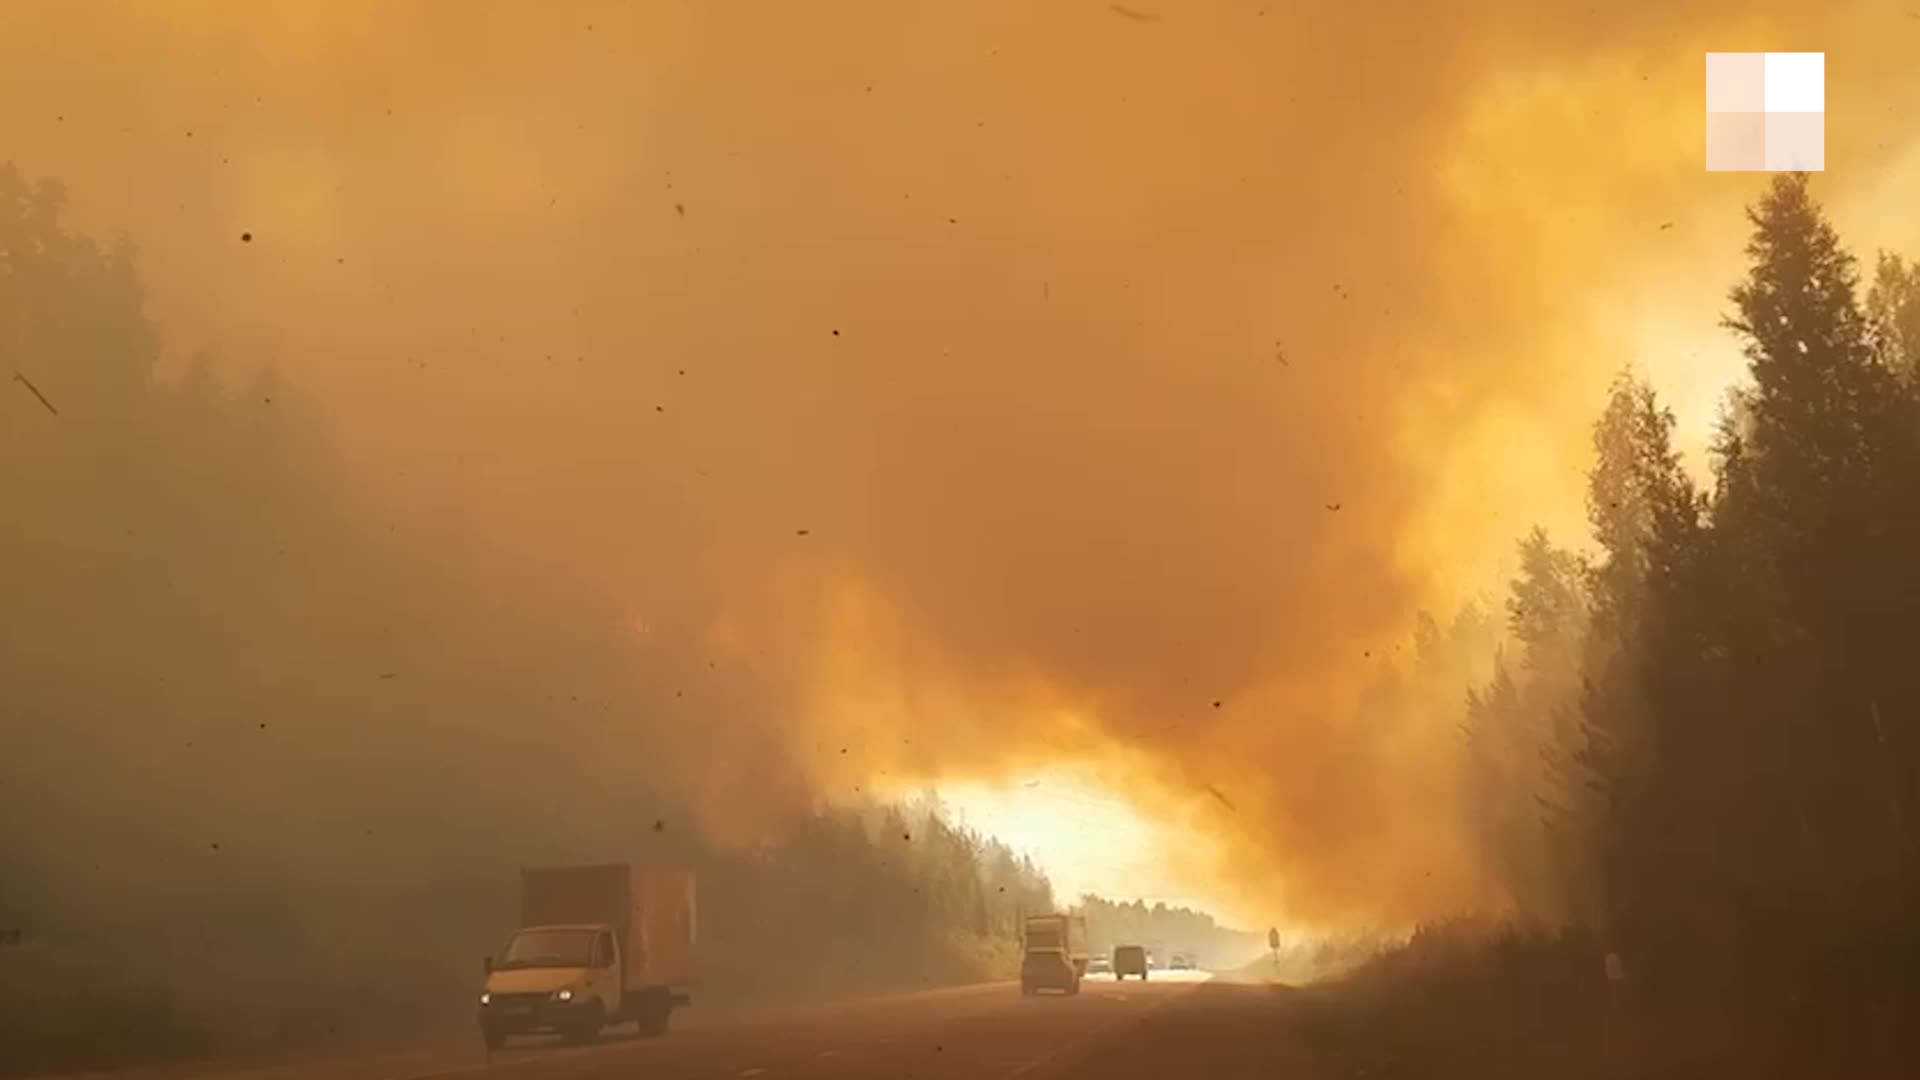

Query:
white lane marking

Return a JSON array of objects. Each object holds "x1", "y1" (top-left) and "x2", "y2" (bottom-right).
[
  {"x1": 817, "y1": 1049, "x2": 839, "y2": 1057},
  {"x1": 739, "y1": 1069, "x2": 767, "y2": 1077}
]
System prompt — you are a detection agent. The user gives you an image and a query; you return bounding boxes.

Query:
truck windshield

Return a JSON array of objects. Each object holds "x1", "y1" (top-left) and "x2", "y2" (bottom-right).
[{"x1": 496, "y1": 929, "x2": 595, "y2": 969}]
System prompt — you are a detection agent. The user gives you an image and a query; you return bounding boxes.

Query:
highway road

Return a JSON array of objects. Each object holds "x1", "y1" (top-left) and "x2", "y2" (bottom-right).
[
  {"x1": 81, "y1": 971, "x2": 1319, "y2": 1080},
  {"x1": 466, "y1": 970, "x2": 1310, "y2": 1080}
]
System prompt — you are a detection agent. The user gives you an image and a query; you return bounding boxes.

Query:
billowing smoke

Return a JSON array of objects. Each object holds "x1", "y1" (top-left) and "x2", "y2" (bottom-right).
[{"x1": 5, "y1": 1, "x2": 1920, "y2": 986}]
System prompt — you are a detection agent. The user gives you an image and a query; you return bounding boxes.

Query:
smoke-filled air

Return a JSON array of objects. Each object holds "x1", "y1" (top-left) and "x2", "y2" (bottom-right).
[{"x1": 6, "y1": 1, "x2": 1920, "y2": 1075}]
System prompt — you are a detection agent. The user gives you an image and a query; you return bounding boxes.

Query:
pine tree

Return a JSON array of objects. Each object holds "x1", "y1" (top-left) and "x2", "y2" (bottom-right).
[
  {"x1": 1866, "y1": 252, "x2": 1920, "y2": 381},
  {"x1": 1719, "y1": 174, "x2": 1918, "y2": 946},
  {"x1": 1575, "y1": 370, "x2": 1706, "y2": 973}
]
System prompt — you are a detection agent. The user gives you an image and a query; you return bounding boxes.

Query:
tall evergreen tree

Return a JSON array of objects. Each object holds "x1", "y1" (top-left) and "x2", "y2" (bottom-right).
[
  {"x1": 1719, "y1": 174, "x2": 1919, "y2": 945},
  {"x1": 1575, "y1": 370, "x2": 1707, "y2": 973},
  {"x1": 1866, "y1": 252, "x2": 1920, "y2": 381}
]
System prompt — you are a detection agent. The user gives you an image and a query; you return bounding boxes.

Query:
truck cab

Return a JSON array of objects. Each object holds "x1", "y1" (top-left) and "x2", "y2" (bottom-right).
[{"x1": 480, "y1": 924, "x2": 624, "y2": 1046}]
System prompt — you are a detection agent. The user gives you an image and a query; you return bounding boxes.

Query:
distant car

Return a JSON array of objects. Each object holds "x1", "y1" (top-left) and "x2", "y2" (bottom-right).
[
  {"x1": 1170, "y1": 954, "x2": 1194, "y2": 971},
  {"x1": 1113, "y1": 945, "x2": 1148, "y2": 980},
  {"x1": 1087, "y1": 954, "x2": 1113, "y2": 974}
]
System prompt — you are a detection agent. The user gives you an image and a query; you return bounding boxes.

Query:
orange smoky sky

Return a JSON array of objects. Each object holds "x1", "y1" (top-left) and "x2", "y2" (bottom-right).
[{"x1": 5, "y1": 1, "x2": 1920, "y2": 928}]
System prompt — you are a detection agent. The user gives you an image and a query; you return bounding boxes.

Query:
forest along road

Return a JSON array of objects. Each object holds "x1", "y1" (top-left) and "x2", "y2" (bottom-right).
[{"x1": 415, "y1": 971, "x2": 1318, "y2": 1080}]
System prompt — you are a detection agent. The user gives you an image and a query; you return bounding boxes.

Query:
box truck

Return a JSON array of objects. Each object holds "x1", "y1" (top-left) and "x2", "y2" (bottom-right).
[
  {"x1": 1019, "y1": 912, "x2": 1088, "y2": 995},
  {"x1": 477, "y1": 864, "x2": 695, "y2": 1048}
]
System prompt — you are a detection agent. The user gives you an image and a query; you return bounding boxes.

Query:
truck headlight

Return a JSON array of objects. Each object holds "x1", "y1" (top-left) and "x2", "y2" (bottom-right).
[
  {"x1": 479, "y1": 992, "x2": 491, "y2": 1006},
  {"x1": 552, "y1": 988, "x2": 573, "y2": 1002}
]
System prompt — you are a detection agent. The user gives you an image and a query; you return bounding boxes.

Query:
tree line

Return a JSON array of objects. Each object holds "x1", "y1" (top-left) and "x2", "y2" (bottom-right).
[
  {"x1": 1458, "y1": 172, "x2": 1920, "y2": 1002},
  {"x1": 696, "y1": 799, "x2": 1056, "y2": 1000},
  {"x1": 1074, "y1": 894, "x2": 1265, "y2": 970}
]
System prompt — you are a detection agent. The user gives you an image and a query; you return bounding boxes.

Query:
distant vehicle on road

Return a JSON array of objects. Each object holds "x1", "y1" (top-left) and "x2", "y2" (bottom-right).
[
  {"x1": 1087, "y1": 953, "x2": 1113, "y2": 974},
  {"x1": 1020, "y1": 912, "x2": 1089, "y2": 995},
  {"x1": 1170, "y1": 953, "x2": 1194, "y2": 971},
  {"x1": 479, "y1": 863, "x2": 696, "y2": 1049},
  {"x1": 1113, "y1": 944, "x2": 1148, "y2": 980}
]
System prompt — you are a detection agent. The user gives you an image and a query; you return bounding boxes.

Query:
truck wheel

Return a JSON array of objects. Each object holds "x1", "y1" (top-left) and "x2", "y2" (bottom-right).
[{"x1": 635, "y1": 992, "x2": 673, "y2": 1037}]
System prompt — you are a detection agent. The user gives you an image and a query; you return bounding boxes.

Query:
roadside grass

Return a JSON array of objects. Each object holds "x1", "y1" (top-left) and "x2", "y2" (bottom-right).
[
  {"x1": 0, "y1": 987, "x2": 211, "y2": 1079},
  {"x1": 1285, "y1": 919, "x2": 1920, "y2": 1079},
  {"x1": 0, "y1": 943, "x2": 475, "y2": 1080}
]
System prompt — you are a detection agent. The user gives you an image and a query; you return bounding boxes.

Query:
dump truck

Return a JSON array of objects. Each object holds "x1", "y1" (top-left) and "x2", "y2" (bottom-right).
[
  {"x1": 478, "y1": 864, "x2": 696, "y2": 1048},
  {"x1": 1019, "y1": 912, "x2": 1089, "y2": 995}
]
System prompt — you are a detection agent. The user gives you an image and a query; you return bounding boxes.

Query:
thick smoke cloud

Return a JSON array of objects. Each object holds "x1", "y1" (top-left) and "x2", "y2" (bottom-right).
[{"x1": 5, "y1": 0, "x2": 1920, "y2": 948}]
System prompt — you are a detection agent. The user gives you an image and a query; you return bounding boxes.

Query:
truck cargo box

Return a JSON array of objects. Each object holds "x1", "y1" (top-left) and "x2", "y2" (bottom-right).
[{"x1": 520, "y1": 863, "x2": 696, "y2": 989}]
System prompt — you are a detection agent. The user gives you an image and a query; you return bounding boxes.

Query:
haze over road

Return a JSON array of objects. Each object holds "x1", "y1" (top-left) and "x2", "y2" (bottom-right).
[
  {"x1": 66, "y1": 972, "x2": 1315, "y2": 1080},
  {"x1": 473, "y1": 972, "x2": 1303, "y2": 1080}
]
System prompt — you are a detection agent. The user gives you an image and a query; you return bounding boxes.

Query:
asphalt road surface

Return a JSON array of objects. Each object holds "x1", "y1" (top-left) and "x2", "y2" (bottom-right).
[
  {"x1": 465, "y1": 970, "x2": 1311, "y2": 1080},
  {"x1": 84, "y1": 971, "x2": 1319, "y2": 1080}
]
